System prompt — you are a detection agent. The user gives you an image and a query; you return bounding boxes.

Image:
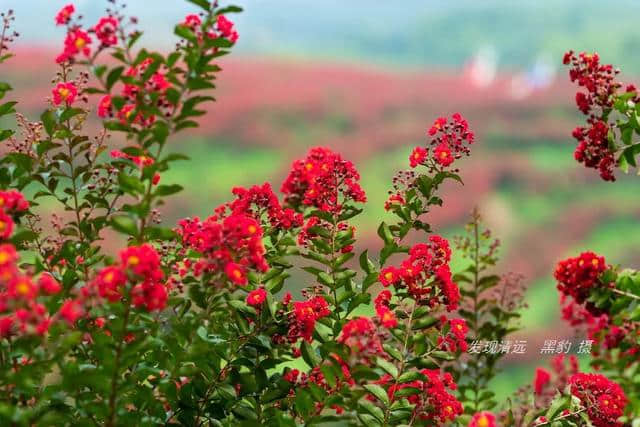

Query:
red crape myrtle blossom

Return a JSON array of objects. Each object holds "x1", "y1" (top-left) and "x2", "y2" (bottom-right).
[
  {"x1": 569, "y1": 373, "x2": 627, "y2": 427},
  {"x1": 378, "y1": 236, "x2": 460, "y2": 310},
  {"x1": 338, "y1": 316, "x2": 386, "y2": 365},
  {"x1": 468, "y1": 411, "x2": 496, "y2": 427},
  {"x1": 177, "y1": 212, "x2": 268, "y2": 286},
  {"x1": 93, "y1": 16, "x2": 119, "y2": 47},
  {"x1": 52, "y1": 82, "x2": 78, "y2": 106},
  {"x1": 409, "y1": 113, "x2": 474, "y2": 169},
  {"x1": 180, "y1": 13, "x2": 239, "y2": 45},
  {"x1": 222, "y1": 183, "x2": 303, "y2": 230},
  {"x1": 246, "y1": 288, "x2": 267, "y2": 307},
  {"x1": 281, "y1": 146, "x2": 366, "y2": 214},
  {"x1": 0, "y1": 243, "x2": 64, "y2": 337},
  {"x1": 55, "y1": 4, "x2": 75, "y2": 26},
  {"x1": 373, "y1": 289, "x2": 397, "y2": 328},
  {"x1": 286, "y1": 296, "x2": 330, "y2": 343},
  {"x1": 57, "y1": 28, "x2": 92, "y2": 63},
  {"x1": 554, "y1": 251, "x2": 609, "y2": 305},
  {"x1": 438, "y1": 317, "x2": 469, "y2": 352},
  {"x1": 533, "y1": 367, "x2": 551, "y2": 395},
  {"x1": 563, "y1": 51, "x2": 628, "y2": 181},
  {"x1": 90, "y1": 244, "x2": 168, "y2": 311},
  {"x1": 377, "y1": 369, "x2": 463, "y2": 423}
]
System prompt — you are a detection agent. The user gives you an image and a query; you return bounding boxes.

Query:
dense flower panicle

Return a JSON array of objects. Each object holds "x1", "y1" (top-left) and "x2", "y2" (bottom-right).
[
  {"x1": 378, "y1": 369, "x2": 463, "y2": 423},
  {"x1": 569, "y1": 373, "x2": 627, "y2": 427},
  {"x1": 286, "y1": 296, "x2": 330, "y2": 343},
  {"x1": 554, "y1": 251, "x2": 608, "y2": 304},
  {"x1": 378, "y1": 237, "x2": 460, "y2": 310},
  {"x1": 177, "y1": 212, "x2": 268, "y2": 285},
  {"x1": 410, "y1": 113, "x2": 474, "y2": 169},
  {"x1": 468, "y1": 411, "x2": 496, "y2": 427},
  {"x1": 563, "y1": 51, "x2": 626, "y2": 181},
  {"x1": 55, "y1": 4, "x2": 75, "y2": 26},
  {"x1": 281, "y1": 146, "x2": 366, "y2": 214},
  {"x1": 89, "y1": 245, "x2": 167, "y2": 311},
  {"x1": 52, "y1": 82, "x2": 78, "y2": 106},
  {"x1": 0, "y1": 239, "x2": 67, "y2": 336},
  {"x1": 93, "y1": 16, "x2": 119, "y2": 47},
  {"x1": 338, "y1": 316, "x2": 386, "y2": 364},
  {"x1": 224, "y1": 183, "x2": 303, "y2": 230}
]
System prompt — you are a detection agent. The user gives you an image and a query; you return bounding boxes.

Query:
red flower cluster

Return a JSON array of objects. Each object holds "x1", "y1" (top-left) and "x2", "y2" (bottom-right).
[
  {"x1": 438, "y1": 317, "x2": 468, "y2": 352},
  {"x1": 93, "y1": 16, "x2": 119, "y2": 47},
  {"x1": 111, "y1": 58, "x2": 171, "y2": 126},
  {"x1": 0, "y1": 190, "x2": 28, "y2": 240},
  {"x1": 0, "y1": 244, "x2": 62, "y2": 337},
  {"x1": 52, "y1": 82, "x2": 78, "y2": 106},
  {"x1": 554, "y1": 251, "x2": 608, "y2": 304},
  {"x1": 410, "y1": 113, "x2": 474, "y2": 169},
  {"x1": 110, "y1": 150, "x2": 155, "y2": 169},
  {"x1": 223, "y1": 183, "x2": 303, "y2": 230},
  {"x1": 283, "y1": 354, "x2": 354, "y2": 397},
  {"x1": 373, "y1": 289, "x2": 397, "y2": 328},
  {"x1": 378, "y1": 236, "x2": 460, "y2": 310},
  {"x1": 286, "y1": 296, "x2": 330, "y2": 343},
  {"x1": 180, "y1": 13, "x2": 239, "y2": 45},
  {"x1": 338, "y1": 316, "x2": 385, "y2": 364},
  {"x1": 177, "y1": 212, "x2": 268, "y2": 286},
  {"x1": 281, "y1": 146, "x2": 366, "y2": 214},
  {"x1": 569, "y1": 373, "x2": 627, "y2": 427},
  {"x1": 563, "y1": 51, "x2": 626, "y2": 181},
  {"x1": 378, "y1": 369, "x2": 462, "y2": 423},
  {"x1": 91, "y1": 244, "x2": 167, "y2": 311}
]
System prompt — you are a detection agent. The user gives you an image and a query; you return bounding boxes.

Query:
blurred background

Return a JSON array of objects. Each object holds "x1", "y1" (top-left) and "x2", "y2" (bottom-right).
[{"x1": 4, "y1": 0, "x2": 640, "y2": 403}]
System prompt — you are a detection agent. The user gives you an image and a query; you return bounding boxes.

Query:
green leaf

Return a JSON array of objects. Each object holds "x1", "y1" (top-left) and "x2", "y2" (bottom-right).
[
  {"x1": 301, "y1": 341, "x2": 321, "y2": 368},
  {"x1": 363, "y1": 384, "x2": 389, "y2": 407},
  {"x1": 111, "y1": 216, "x2": 138, "y2": 236},
  {"x1": 376, "y1": 357, "x2": 398, "y2": 378},
  {"x1": 186, "y1": 0, "x2": 210, "y2": 10},
  {"x1": 154, "y1": 184, "x2": 183, "y2": 197},
  {"x1": 41, "y1": 110, "x2": 57, "y2": 136}
]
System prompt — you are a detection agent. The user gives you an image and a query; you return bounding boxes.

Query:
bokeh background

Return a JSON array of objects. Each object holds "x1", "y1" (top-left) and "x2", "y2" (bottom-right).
[{"x1": 4, "y1": 0, "x2": 640, "y2": 403}]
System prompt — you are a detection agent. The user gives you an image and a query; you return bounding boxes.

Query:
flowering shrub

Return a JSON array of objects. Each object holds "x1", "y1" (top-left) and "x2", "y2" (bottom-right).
[{"x1": 0, "y1": 2, "x2": 637, "y2": 425}]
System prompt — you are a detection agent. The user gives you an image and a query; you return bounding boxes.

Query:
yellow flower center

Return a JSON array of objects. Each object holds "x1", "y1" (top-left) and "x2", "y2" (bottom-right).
[
  {"x1": 247, "y1": 224, "x2": 257, "y2": 234},
  {"x1": 16, "y1": 281, "x2": 30, "y2": 296},
  {"x1": 59, "y1": 88, "x2": 70, "y2": 99},
  {"x1": 75, "y1": 38, "x2": 86, "y2": 49},
  {"x1": 0, "y1": 252, "x2": 8, "y2": 264},
  {"x1": 478, "y1": 416, "x2": 489, "y2": 427},
  {"x1": 384, "y1": 272, "x2": 393, "y2": 281},
  {"x1": 128, "y1": 255, "x2": 139, "y2": 266},
  {"x1": 104, "y1": 271, "x2": 114, "y2": 284}
]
